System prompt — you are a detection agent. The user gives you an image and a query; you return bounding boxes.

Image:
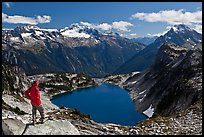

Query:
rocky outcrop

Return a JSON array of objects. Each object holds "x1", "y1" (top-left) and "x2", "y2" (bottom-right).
[
  {"x1": 135, "y1": 100, "x2": 202, "y2": 135},
  {"x1": 2, "y1": 62, "x2": 29, "y2": 96},
  {"x1": 2, "y1": 118, "x2": 26, "y2": 135}
]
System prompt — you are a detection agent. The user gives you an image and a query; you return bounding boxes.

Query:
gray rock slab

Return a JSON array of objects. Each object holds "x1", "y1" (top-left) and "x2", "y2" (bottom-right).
[
  {"x1": 24, "y1": 120, "x2": 80, "y2": 135},
  {"x1": 2, "y1": 118, "x2": 26, "y2": 135}
]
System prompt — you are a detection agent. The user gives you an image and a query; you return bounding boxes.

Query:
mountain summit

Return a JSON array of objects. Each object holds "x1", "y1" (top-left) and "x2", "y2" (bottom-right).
[
  {"x1": 114, "y1": 24, "x2": 202, "y2": 74},
  {"x1": 159, "y1": 24, "x2": 202, "y2": 47}
]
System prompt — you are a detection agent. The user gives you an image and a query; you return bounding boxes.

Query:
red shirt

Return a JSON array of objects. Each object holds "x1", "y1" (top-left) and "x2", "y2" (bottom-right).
[{"x1": 25, "y1": 81, "x2": 41, "y2": 106}]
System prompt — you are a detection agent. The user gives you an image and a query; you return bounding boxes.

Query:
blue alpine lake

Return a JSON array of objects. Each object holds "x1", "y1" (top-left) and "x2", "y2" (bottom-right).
[{"x1": 51, "y1": 83, "x2": 146, "y2": 126}]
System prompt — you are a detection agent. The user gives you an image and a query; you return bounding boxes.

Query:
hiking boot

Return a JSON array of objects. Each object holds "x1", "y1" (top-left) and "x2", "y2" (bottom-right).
[
  {"x1": 32, "y1": 119, "x2": 36, "y2": 126},
  {"x1": 32, "y1": 115, "x2": 36, "y2": 126},
  {"x1": 39, "y1": 118, "x2": 44, "y2": 124}
]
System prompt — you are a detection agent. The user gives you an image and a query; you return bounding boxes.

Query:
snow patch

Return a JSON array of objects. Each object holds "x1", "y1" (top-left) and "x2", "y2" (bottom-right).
[
  {"x1": 10, "y1": 37, "x2": 20, "y2": 42},
  {"x1": 94, "y1": 39, "x2": 100, "y2": 43},
  {"x1": 139, "y1": 90, "x2": 146, "y2": 95},
  {"x1": 47, "y1": 35, "x2": 54, "y2": 41},
  {"x1": 66, "y1": 56, "x2": 76, "y2": 71},
  {"x1": 172, "y1": 26, "x2": 179, "y2": 33},
  {"x1": 45, "y1": 73, "x2": 54, "y2": 77},
  {"x1": 2, "y1": 28, "x2": 13, "y2": 31},
  {"x1": 143, "y1": 104, "x2": 154, "y2": 117},
  {"x1": 13, "y1": 54, "x2": 18, "y2": 64},
  {"x1": 21, "y1": 33, "x2": 32, "y2": 37},
  {"x1": 38, "y1": 28, "x2": 58, "y2": 32},
  {"x1": 139, "y1": 94, "x2": 146, "y2": 102},
  {"x1": 13, "y1": 46, "x2": 21, "y2": 49},
  {"x1": 131, "y1": 71, "x2": 140, "y2": 76},
  {"x1": 35, "y1": 30, "x2": 43, "y2": 36},
  {"x1": 129, "y1": 80, "x2": 137, "y2": 84},
  {"x1": 61, "y1": 29, "x2": 90, "y2": 38},
  {"x1": 172, "y1": 59, "x2": 183, "y2": 68}
]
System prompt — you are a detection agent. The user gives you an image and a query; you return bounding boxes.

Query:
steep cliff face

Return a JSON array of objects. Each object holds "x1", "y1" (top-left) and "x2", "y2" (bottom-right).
[
  {"x1": 122, "y1": 43, "x2": 202, "y2": 117},
  {"x1": 2, "y1": 62, "x2": 29, "y2": 96}
]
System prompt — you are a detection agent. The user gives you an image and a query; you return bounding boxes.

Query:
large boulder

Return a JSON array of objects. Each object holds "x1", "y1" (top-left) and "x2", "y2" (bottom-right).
[{"x1": 2, "y1": 118, "x2": 26, "y2": 135}]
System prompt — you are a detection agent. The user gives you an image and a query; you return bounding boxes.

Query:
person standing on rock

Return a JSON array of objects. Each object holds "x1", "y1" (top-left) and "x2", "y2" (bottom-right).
[{"x1": 25, "y1": 80, "x2": 44, "y2": 125}]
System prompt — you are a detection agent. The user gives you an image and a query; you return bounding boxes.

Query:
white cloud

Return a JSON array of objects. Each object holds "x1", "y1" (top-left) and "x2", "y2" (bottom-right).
[
  {"x1": 96, "y1": 23, "x2": 112, "y2": 31},
  {"x1": 2, "y1": 12, "x2": 51, "y2": 25},
  {"x1": 147, "y1": 33, "x2": 151, "y2": 36},
  {"x1": 2, "y1": 13, "x2": 7, "y2": 20},
  {"x1": 80, "y1": 22, "x2": 95, "y2": 28},
  {"x1": 126, "y1": 33, "x2": 137, "y2": 38},
  {"x1": 130, "y1": 33, "x2": 137, "y2": 36},
  {"x1": 79, "y1": 21, "x2": 133, "y2": 32},
  {"x1": 131, "y1": 9, "x2": 202, "y2": 25},
  {"x1": 4, "y1": 2, "x2": 12, "y2": 8},
  {"x1": 112, "y1": 21, "x2": 133, "y2": 32},
  {"x1": 166, "y1": 26, "x2": 172, "y2": 30},
  {"x1": 61, "y1": 29, "x2": 90, "y2": 38},
  {"x1": 36, "y1": 15, "x2": 51, "y2": 23}
]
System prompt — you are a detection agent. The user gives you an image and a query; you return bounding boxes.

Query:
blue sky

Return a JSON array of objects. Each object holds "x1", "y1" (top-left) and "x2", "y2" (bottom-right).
[{"x1": 2, "y1": 2, "x2": 202, "y2": 37}]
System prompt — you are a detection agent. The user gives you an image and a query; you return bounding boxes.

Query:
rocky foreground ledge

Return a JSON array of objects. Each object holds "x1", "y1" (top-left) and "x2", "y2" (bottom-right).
[{"x1": 2, "y1": 93, "x2": 202, "y2": 135}]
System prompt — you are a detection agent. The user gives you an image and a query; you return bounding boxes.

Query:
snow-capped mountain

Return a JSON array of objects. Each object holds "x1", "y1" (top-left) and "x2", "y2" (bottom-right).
[
  {"x1": 59, "y1": 23, "x2": 102, "y2": 39},
  {"x1": 2, "y1": 23, "x2": 129, "y2": 49},
  {"x1": 2, "y1": 24, "x2": 60, "y2": 46},
  {"x1": 2, "y1": 24, "x2": 145, "y2": 77},
  {"x1": 154, "y1": 24, "x2": 202, "y2": 48},
  {"x1": 115, "y1": 24, "x2": 202, "y2": 74}
]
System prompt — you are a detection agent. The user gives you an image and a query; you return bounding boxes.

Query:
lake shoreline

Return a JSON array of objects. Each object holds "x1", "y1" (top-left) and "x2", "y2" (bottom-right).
[{"x1": 51, "y1": 82, "x2": 147, "y2": 126}]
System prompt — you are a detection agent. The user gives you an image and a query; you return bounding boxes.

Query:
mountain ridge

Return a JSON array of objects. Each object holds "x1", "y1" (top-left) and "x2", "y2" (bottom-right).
[
  {"x1": 2, "y1": 24, "x2": 145, "y2": 77},
  {"x1": 114, "y1": 24, "x2": 202, "y2": 74}
]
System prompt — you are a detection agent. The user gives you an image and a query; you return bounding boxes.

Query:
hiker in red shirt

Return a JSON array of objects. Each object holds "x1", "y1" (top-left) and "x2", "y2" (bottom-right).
[{"x1": 25, "y1": 80, "x2": 44, "y2": 125}]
